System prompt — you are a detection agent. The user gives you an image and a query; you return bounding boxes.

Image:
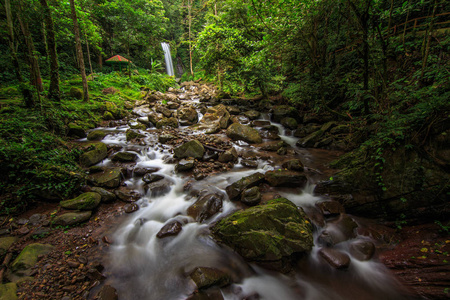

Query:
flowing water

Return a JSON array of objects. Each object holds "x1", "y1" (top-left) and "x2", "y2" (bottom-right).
[
  {"x1": 95, "y1": 93, "x2": 415, "y2": 300},
  {"x1": 161, "y1": 42, "x2": 175, "y2": 77}
]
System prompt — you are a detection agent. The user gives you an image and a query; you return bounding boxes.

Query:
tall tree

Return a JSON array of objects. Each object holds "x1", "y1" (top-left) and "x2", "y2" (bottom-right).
[
  {"x1": 69, "y1": 0, "x2": 89, "y2": 102},
  {"x1": 40, "y1": 0, "x2": 61, "y2": 102}
]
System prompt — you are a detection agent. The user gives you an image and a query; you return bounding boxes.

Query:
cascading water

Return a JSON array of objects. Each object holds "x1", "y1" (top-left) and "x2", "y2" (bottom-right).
[
  {"x1": 94, "y1": 89, "x2": 415, "y2": 300},
  {"x1": 161, "y1": 42, "x2": 175, "y2": 76}
]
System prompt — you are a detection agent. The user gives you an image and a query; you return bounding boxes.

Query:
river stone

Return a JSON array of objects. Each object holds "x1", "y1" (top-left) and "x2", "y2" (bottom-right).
[
  {"x1": 189, "y1": 267, "x2": 232, "y2": 290},
  {"x1": 54, "y1": 211, "x2": 92, "y2": 226},
  {"x1": 126, "y1": 129, "x2": 145, "y2": 141},
  {"x1": 67, "y1": 123, "x2": 86, "y2": 138},
  {"x1": 96, "y1": 285, "x2": 118, "y2": 300},
  {"x1": 87, "y1": 168, "x2": 122, "y2": 188},
  {"x1": 80, "y1": 142, "x2": 108, "y2": 167},
  {"x1": 226, "y1": 123, "x2": 262, "y2": 144},
  {"x1": 241, "y1": 159, "x2": 259, "y2": 168},
  {"x1": 318, "y1": 215, "x2": 358, "y2": 246},
  {"x1": 158, "y1": 134, "x2": 177, "y2": 143},
  {"x1": 187, "y1": 193, "x2": 224, "y2": 222},
  {"x1": 218, "y1": 147, "x2": 238, "y2": 163},
  {"x1": 156, "y1": 220, "x2": 183, "y2": 238},
  {"x1": 271, "y1": 105, "x2": 301, "y2": 123},
  {"x1": 243, "y1": 110, "x2": 260, "y2": 120},
  {"x1": 297, "y1": 130, "x2": 325, "y2": 148},
  {"x1": 240, "y1": 186, "x2": 261, "y2": 206},
  {"x1": 156, "y1": 117, "x2": 179, "y2": 129},
  {"x1": 282, "y1": 159, "x2": 304, "y2": 171},
  {"x1": 319, "y1": 248, "x2": 351, "y2": 269},
  {"x1": 176, "y1": 159, "x2": 195, "y2": 172},
  {"x1": 115, "y1": 187, "x2": 141, "y2": 202},
  {"x1": 227, "y1": 106, "x2": 241, "y2": 115},
  {"x1": 10, "y1": 243, "x2": 54, "y2": 278},
  {"x1": 174, "y1": 140, "x2": 205, "y2": 159},
  {"x1": 204, "y1": 104, "x2": 231, "y2": 129},
  {"x1": 134, "y1": 167, "x2": 160, "y2": 176},
  {"x1": 60, "y1": 192, "x2": 101, "y2": 210},
  {"x1": 316, "y1": 200, "x2": 345, "y2": 216},
  {"x1": 212, "y1": 198, "x2": 313, "y2": 263},
  {"x1": 124, "y1": 203, "x2": 139, "y2": 213},
  {"x1": 142, "y1": 173, "x2": 164, "y2": 183},
  {"x1": 176, "y1": 107, "x2": 198, "y2": 126},
  {"x1": 111, "y1": 151, "x2": 138, "y2": 162},
  {"x1": 225, "y1": 172, "x2": 265, "y2": 200},
  {"x1": 155, "y1": 104, "x2": 173, "y2": 117},
  {"x1": 90, "y1": 187, "x2": 116, "y2": 203},
  {"x1": 148, "y1": 112, "x2": 164, "y2": 125},
  {"x1": 281, "y1": 117, "x2": 298, "y2": 130},
  {"x1": 264, "y1": 170, "x2": 307, "y2": 187},
  {"x1": 231, "y1": 115, "x2": 250, "y2": 125},
  {"x1": 349, "y1": 240, "x2": 375, "y2": 261},
  {"x1": 87, "y1": 130, "x2": 106, "y2": 141},
  {"x1": 137, "y1": 116, "x2": 151, "y2": 127},
  {"x1": 0, "y1": 237, "x2": 17, "y2": 255},
  {"x1": 0, "y1": 283, "x2": 18, "y2": 300},
  {"x1": 260, "y1": 140, "x2": 286, "y2": 152},
  {"x1": 144, "y1": 179, "x2": 174, "y2": 197}
]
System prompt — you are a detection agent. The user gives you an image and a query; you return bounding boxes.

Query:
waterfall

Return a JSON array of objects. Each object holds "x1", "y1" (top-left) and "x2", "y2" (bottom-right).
[{"x1": 161, "y1": 42, "x2": 174, "y2": 76}]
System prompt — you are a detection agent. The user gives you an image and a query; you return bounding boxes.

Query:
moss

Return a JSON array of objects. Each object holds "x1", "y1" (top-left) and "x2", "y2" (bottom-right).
[
  {"x1": 60, "y1": 192, "x2": 101, "y2": 210},
  {"x1": 0, "y1": 283, "x2": 18, "y2": 300},
  {"x1": 11, "y1": 244, "x2": 54, "y2": 275}
]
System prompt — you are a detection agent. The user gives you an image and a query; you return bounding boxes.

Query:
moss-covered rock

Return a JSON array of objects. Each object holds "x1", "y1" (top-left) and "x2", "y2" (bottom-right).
[
  {"x1": 80, "y1": 142, "x2": 108, "y2": 167},
  {"x1": 282, "y1": 159, "x2": 304, "y2": 171},
  {"x1": 176, "y1": 107, "x2": 199, "y2": 126},
  {"x1": 67, "y1": 123, "x2": 86, "y2": 138},
  {"x1": 271, "y1": 106, "x2": 301, "y2": 123},
  {"x1": 225, "y1": 172, "x2": 265, "y2": 200},
  {"x1": 189, "y1": 267, "x2": 232, "y2": 290},
  {"x1": 105, "y1": 101, "x2": 120, "y2": 118},
  {"x1": 0, "y1": 237, "x2": 17, "y2": 255},
  {"x1": 265, "y1": 170, "x2": 307, "y2": 187},
  {"x1": 226, "y1": 123, "x2": 262, "y2": 144},
  {"x1": 174, "y1": 140, "x2": 205, "y2": 159},
  {"x1": 69, "y1": 87, "x2": 83, "y2": 99},
  {"x1": 111, "y1": 151, "x2": 138, "y2": 162},
  {"x1": 212, "y1": 198, "x2": 313, "y2": 264},
  {"x1": 296, "y1": 129, "x2": 324, "y2": 148},
  {"x1": 87, "y1": 167, "x2": 122, "y2": 188},
  {"x1": 10, "y1": 243, "x2": 54, "y2": 278},
  {"x1": 126, "y1": 129, "x2": 145, "y2": 141},
  {"x1": 156, "y1": 117, "x2": 179, "y2": 129},
  {"x1": 0, "y1": 283, "x2": 18, "y2": 300},
  {"x1": 87, "y1": 130, "x2": 107, "y2": 141},
  {"x1": 90, "y1": 187, "x2": 116, "y2": 203},
  {"x1": 60, "y1": 192, "x2": 101, "y2": 210},
  {"x1": 281, "y1": 117, "x2": 298, "y2": 130},
  {"x1": 53, "y1": 211, "x2": 92, "y2": 226},
  {"x1": 218, "y1": 147, "x2": 238, "y2": 163},
  {"x1": 103, "y1": 111, "x2": 114, "y2": 120},
  {"x1": 243, "y1": 110, "x2": 261, "y2": 120}
]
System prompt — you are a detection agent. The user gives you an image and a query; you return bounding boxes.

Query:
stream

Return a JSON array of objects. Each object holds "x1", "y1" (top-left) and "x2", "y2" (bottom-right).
[{"x1": 86, "y1": 90, "x2": 415, "y2": 300}]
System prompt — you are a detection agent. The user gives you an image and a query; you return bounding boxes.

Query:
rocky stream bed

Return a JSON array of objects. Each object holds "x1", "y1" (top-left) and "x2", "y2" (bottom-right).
[{"x1": 0, "y1": 82, "x2": 449, "y2": 300}]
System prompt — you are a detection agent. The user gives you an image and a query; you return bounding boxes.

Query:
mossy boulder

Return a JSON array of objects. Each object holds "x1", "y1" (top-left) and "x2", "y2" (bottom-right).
[
  {"x1": 243, "y1": 110, "x2": 261, "y2": 120},
  {"x1": 174, "y1": 140, "x2": 205, "y2": 159},
  {"x1": 10, "y1": 243, "x2": 54, "y2": 278},
  {"x1": 105, "y1": 101, "x2": 120, "y2": 118},
  {"x1": 225, "y1": 172, "x2": 265, "y2": 200},
  {"x1": 60, "y1": 192, "x2": 101, "y2": 210},
  {"x1": 69, "y1": 87, "x2": 83, "y2": 99},
  {"x1": 282, "y1": 159, "x2": 304, "y2": 171},
  {"x1": 271, "y1": 106, "x2": 301, "y2": 123},
  {"x1": 265, "y1": 170, "x2": 307, "y2": 187},
  {"x1": 80, "y1": 142, "x2": 108, "y2": 167},
  {"x1": 67, "y1": 123, "x2": 86, "y2": 138},
  {"x1": 53, "y1": 211, "x2": 92, "y2": 226},
  {"x1": 296, "y1": 129, "x2": 324, "y2": 148},
  {"x1": 212, "y1": 198, "x2": 313, "y2": 263},
  {"x1": 226, "y1": 123, "x2": 262, "y2": 144},
  {"x1": 218, "y1": 147, "x2": 238, "y2": 163},
  {"x1": 156, "y1": 117, "x2": 179, "y2": 129},
  {"x1": 176, "y1": 107, "x2": 199, "y2": 126},
  {"x1": 126, "y1": 129, "x2": 145, "y2": 141},
  {"x1": 0, "y1": 237, "x2": 17, "y2": 255},
  {"x1": 189, "y1": 267, "x2": 232, "y2": 290},
  {"x1": 87, "y1": 167, "x2": 122, "y2": 188},
  {"x1": 90, "y1": 187, "x2": 116, "y2": 203},
  {"x1": 103, "y1": 111, "x2": 114, "y2": 120},
  {"x1": 281, "y1": 117, "x2": 298, "y2": 130},
  {"x1": 0, "y1": 283, "x2": 18, "y2": 300},
  {"x1": 111, "y1": 151, "x2": 138, "y2": 162},
  {"x1": 87, "y1": 130, "x2": 107, "y2": 141}
]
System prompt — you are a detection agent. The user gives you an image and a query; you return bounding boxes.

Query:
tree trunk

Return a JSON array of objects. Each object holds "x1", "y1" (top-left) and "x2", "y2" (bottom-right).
[
  {"x1": 70, "y1": 0, "x2": 89, "y2": 102},
  {"x1": 188, "y1": 0, "x2": 194, "y2": 78},
  {"x1": 85, "y1": 33, "x2": 93, "y2": 75},
  {"x1": 40, "y1": 0, "x2": 60, "y2": 102},
  {"x1": 420, "y1": 0, "x2": 438, "y2": 82},
  {"x1": 5, "y1": 0, "x2": 34, "y2": 107}
]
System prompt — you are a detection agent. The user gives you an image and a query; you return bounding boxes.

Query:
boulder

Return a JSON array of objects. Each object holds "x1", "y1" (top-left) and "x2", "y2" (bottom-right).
[
  {"x1": 212, "y1": 198, "x2": 313, "y2": 263},
  {"x1": 0, "y1": 283, "x2": 17, "y2": 300},
  {"x1": 176, "y1": 159, "x2": 195, "y2": 172},
  {"x1": 243, "y1": 110, "x2": 261, "y2": 120},
  {"x1": 126, "y1": 129, "x2": 145, "y2": 141},
  {"x1": 90, "y1": 187, "x2": 116, "y2": 203},
  {"x1": 156, "y1": 220, "x2": 183, "y2": 238},
  {"x1": 142, "y1": 173, "x2": 164, "y2": 183},
  {"x1": 202, "y1": 104, "x2": 230, "y2": 129},
  {"x1": 0, "y1": 237, "x2": 17, "y2": 255},
  {"x1": 124, "y1": 203, "x2": 139, "y2": 213},
  {"x1": 281, "y1": 117, "x2": 298, "y2": 130},
  {"x1": 316, "y1": 201, "x2": 345, "y2": 216},
  {"x1": 105, "y1": 102, "x2": 120, "y2": 118},
  {"x1": 87, "y1": 167, "x2": 122, "y2": 188},
  {"x1": 114, "y1": 187, "x2": 141, "y2": 202},
  {"x1": 60, "y1": 192, "x2": 101, "y2": 210},
  {"x1": 176, "y1": 107, "x2": 199, "y2": 126},
  {"x1": 318, "y1": 214, "x2": 358, "y2": 246},
  {"x1": 144, "y1": 179, "x2": 174, "y2": 197},
  {"x1": 319, "y1": 248, "x2": 351, "y2": 269},
  {"x1": 111, "y1": 152, "x2": 138, "y2": 162},
  {"x1": 218, "y1": 147, "x2": 238, "y2": 163},
  {"x1": 297, "y1": 130, "x2": 324, "y2": 148},
  {"x1": 133, "y1": 167, "x2": 160, "y2": 176},
  {"x1": 10, "y1": 243, "x2": 54, "y2": 278},
  {"x1": 103, "y1": 111, "x2": 114, "y2": 120},
  {"x1": 189, "y1": 267, "x2": 231, "y2": 290},
  {"x1": 53, "y1": 211, "x2": 92, "y2": 226},
  {"x1": 148, "y1": 112, "x2": 164, "y2": 125},
  {"x1": 349, "y1": 240, "x2": 375, "y2": 261},
  {"x1": 87, "y1": 130, "x2": 106, "y2": 141},
  {"x1": 226, "y1": 123, "x2": 262, "y2": 144},
  {"x1": 264, "y1": 170, "x2": 307, "y2": 187},
  {"x1": 260, "y1": 141, "x2": 286, "y2": 152},
  {"x1": 156, "y1": 117, "x2": 179, "y2": 129},
  {"x1": 241, "y1": 160, "x2": 259, "y2": 168},
  {"x1": 67, "y1": 123, "x2": 86, "y2": 138},
  {"x1": 96, "y1": 285, "x2": 118, "y2": 300},
  {"x1": 69, "y1": 87, "x2": 83, "y2": 99},
  {"x1": 225, "y1": 172, "x2": 265, "y2": 200},
  {"x1": 187, "y1": 193, "x2": 224, "y2": 222},
  {"x1": 174, "y1": 140, "x2": 205, "y2": 159},
  {"x1": 80, "y1": 142, "x2": 108, "y2": 167},
  {"x1": 158, "y1": 134, "x2": 177, "y2": 143},
  {"x1": 155, "y1": 104, "x2": 173, "y2": 117},
  {"x1": 281, "y1": 159, "x2": 304, "y2": 171},
  {"x1": 271, "y1": 106, "x2": 301, "y2": 123},
  {"x1": 240, "y1": 186, "x2": 261, "y2": 206}
]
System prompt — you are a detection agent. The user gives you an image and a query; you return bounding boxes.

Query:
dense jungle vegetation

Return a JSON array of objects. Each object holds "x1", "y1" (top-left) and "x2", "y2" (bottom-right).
[{"x1": 0, "y1": 0, "x2": 449, "y2": 216}]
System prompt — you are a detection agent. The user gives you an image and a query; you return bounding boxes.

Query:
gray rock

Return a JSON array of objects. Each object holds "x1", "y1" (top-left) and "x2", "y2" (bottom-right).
[
  {"x1": 187, "y1": 193, "x2": 223, "y2": 222},
  {"x1": 189, "y1": 267, "x2": 231, "y2": 290},
  {"x1": 142, "y1": 173, "x2": 164, "y2": 183}
]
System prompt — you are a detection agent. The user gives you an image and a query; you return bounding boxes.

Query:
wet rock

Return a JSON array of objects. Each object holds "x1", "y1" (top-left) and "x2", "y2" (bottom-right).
[
  {"x1": 87, "y1": 130, "x2": 107, "y2": 141},
  {"x1": 10, "y1": 243, "x2": 54, "y2": 279},
  {"x1": 176, "y1": 106, "x2": 199, "y2": 126},
  {"x1": 277, "y1": 147, "x2": 287, "y2": 155},
  {"x1": 187, "y1": 193, "x2": 224, "y2": 222},
  {"x1": 349, "y1": 240, "x2": 375, "y2": 261},
  {"x1": 54, "y1": 211, "x2": 92, "y2": 226},
  {"x1": 133, "y1": 167, "x2": 160, "y2": 176},
  {"x1": 80, "y1": 142, "x2": 108, "y2": 167},
  {"x1": 259, "y1": 130, "x2": 281, "y2": 140},
  {"x1": 243, "y1": 110, "x2": 260, "y2": 120},
  {"x1": 240, "y1": 187, "x2": 261, "y2": 206},
  {"x1": 60, "y1": 192, "x2": 101, "y2": 210},
  {"x1": 203, "y1": 104, "x2": 231, "y2": 129},
  {"x1": 231, "y1": 115, "x2": 250, "y2": 125},
  {"x1": 176, "y1": 158, "x2": 195, "y2": 172},
  {"x1": 96, "y1": 285, "x2": 118, "y2": 300},
  {"x1": 124, "y1": 203, "x2": 139, "y2": 213},
  {"x1": 90, "y1": 187, "x2": 116, "y2": 203},
  {"x1": 142, "y1": 173, "x2": 164, "y2": 183},
  {"x1": 189, "y1": 267, "x2": 232, "y2": 290},
  {"x1": 0, "y1": 237, "x2": 17, "y2": 255},
  {"x1": 226, "y1": 123, "x2": 262, "y2": 144},
  {"x1": 260, "y1": 141, "x2": 286, "y2": 152},
  {"x1": 281, "y1": 117, "x2": 298, "y2": 130},
  {"x1": 316, "y1": 201, "x2": 345, "y2": 217},
  {"x1": 264, "y1": 170, "x2": 307, "y2": 188},
  {"x1": 318, "y1": 248, "x2": 351, "y2": 269},
  {"x1": 126, "y1": 129, "x2": 145, "y2": 141},
  {"x1": 67, "y1": 122, "x2": 86, "y2": 138},
  {"x1": 144, "y1": 179, "x2": 174, "y2": 197},
  {"x1": 174, "y1": 140, "x2": 205, "y2": 159},
  {"x1": 271, "y1": 106, "x2": 301, "y2": 123},
  {"x1": 241, "y1": 160, "x2": 259, "y2": 168},
  {"x1": 148, "y1": 112, "x2": 164, "y2": 125},
  {"x1": 227, "y1": 106, "x2": 241, "y2": 115},
  {"x1": 111, "y1": 151, "x2": 138, "y2": 162},
  {"x1": 187, "y1": 288, "x2": 225, "y2": 300},
  {"x1": 0, "y1": 283, "x2": 17, "y2": 300},
  {"x1": 330, "y1": 125, "x2": 351, "y2": 134},
  {"x1": 212, "y1": 198, "x2": 313, "y2": 265},
  {"x1": 252, "y1": 120, "x2": 271, "y2": 127},
  {"x1": 156, "y1": 220, "x2": 183, "y2": 238},
  {"x1": 156, "y1": 117, "x2": 179, "y2": 129},
  {"x1": 318, "y1": 215, "x2": 358, "y2": 246},
  {"x1": 155, "y1": 104, "x2": 173, "y2": 117},
  {"x1": 225, "y1": 172, "x2": 265, "y2": 200},
  {"x1": 297, "y1": 130, "x2": 324, "y2": 148},
  {"x1": 114, "y1": 187, "x2": 141, "y2": 202},
  {"x1": 281, "y1": 159, "x2": 304, "y2": 171},
  {"x1": 88, "y1": 168, "x2": 122, "y2": 188},
  {"x1": 137, "y1": 116, "x2": 151, "y2": 127},
  {"x1": 218, "y1": 147, "x2": 238, "y2": 163},
  {"x1": 158, "y1": 134, "x2": 177, "y2": 144},
  {"x1": 321, "y1": 121, "x2": 337, "y2": 133}
]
